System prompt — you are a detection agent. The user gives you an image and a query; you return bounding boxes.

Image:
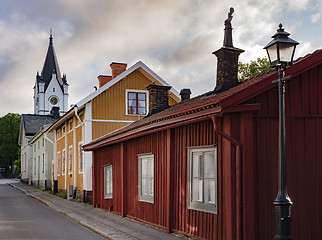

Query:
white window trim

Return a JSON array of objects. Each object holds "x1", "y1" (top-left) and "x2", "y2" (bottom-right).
[
  {"x1": 57, "y1": 151, "x2": 61, "y2": 176},
  {"x1": 78, "y1": 142, "x2": 84, "y2": 174},
  {"x1": 104, "y1": 164, "x2": 113, "y2": 199},
  {"x1": 62, "y1": 149, "x2": 66, "y2": 176},
  {"x1": 125, "y1": 89, "x2": 149, "y2": 116},
  {"x1": 68, "y1": 145, "x2": 73, "y2": 174},
  {"x1": 138, "y1": 153, "x2": 154, "y2": 203},
  {"x1": 68, "y1": 119, "x2": 73, "y2": 133},
  {"x1": 187, "y1": 145, "x2": 217, "y2": 214}
]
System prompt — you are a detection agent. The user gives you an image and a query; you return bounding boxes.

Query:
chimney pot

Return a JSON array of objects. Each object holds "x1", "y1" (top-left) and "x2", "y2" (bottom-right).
[
  {"x1": 51, "y1": 106, "x2": 60, "y2": 119},
  {"x1": 97, "y1": 75, "x2": 112, "y2": 88},
  {"x1": 110, "y1": 62, "x2": 127, "y2": 78},
  {"x1": 180, "y1": 88, "x2": 192, "y2": 101}
]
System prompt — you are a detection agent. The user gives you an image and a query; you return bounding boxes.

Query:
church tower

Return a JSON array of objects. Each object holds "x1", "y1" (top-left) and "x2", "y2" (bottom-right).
[{"x1": 34, "y1": 30, "x2": 68, "y2": 116}]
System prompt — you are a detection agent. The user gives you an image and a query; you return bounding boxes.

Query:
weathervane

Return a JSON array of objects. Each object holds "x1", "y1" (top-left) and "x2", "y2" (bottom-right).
[{"x1": 223, "y1": 7, "x2": 234, "y2": 47}]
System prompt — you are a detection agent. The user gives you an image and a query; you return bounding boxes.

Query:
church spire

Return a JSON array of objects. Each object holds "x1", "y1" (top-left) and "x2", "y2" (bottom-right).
[
  {"x1": 49, "y1": 28, "x2": 53, "y2": 45},
  {"x1": 40, "y1": 29, "x2": 64, "y2": 91}
]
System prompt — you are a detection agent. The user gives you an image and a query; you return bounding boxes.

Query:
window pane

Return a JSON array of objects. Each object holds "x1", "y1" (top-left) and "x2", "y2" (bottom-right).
[
  {"x1": 142, "y1": 178, "x2": 147, "y2": 195},
  {"x1": 138, "y1": 93, "x2": 146, "y2": 100},
  {"x1": 204, "y1": 179, "x2": 215, "y2": 203},
  {"x1": 128, "y1": 106, "x2": 136, "y2": 114},
  {"x1": 204, "y1": 151, "x2": 215, "y2": 178},
  {"x1": 192, "y1": 153, "x2": 201, "y2": 177},
  {"x1": 128, "y1": 92, "x2": 136, "y2": 100},
  {"x1": 138, "y1": 100, "x2": 146, "y2": 108},
  {"x1": 137, "y1": 107, "x2": 145, "y2": 115},
  {"x1": 192, "y1": 178, "x2": 199, "y2": 201},
  {"x1": 129, "y1": 99, "x2": 136, "y2": 107}
]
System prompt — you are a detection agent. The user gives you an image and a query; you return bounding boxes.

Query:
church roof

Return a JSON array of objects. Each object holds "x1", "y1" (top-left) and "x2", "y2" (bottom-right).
[
  {"x1": 21, "y1": 114, "x2": 57, "y2": 136},
  {"x1": 38, "y1": 32, "x2": 66, "y2": 92}
]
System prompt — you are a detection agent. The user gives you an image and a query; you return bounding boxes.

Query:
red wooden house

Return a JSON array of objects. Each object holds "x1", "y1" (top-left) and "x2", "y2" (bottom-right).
[{"x1": 83, "y1": 23, "x2": 322, "y2": 240}]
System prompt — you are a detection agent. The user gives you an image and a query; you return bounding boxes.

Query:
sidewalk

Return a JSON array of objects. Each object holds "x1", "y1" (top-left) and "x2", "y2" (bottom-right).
[{"x1": 9, "y1": 182, "x2": 190, "y2": 240}]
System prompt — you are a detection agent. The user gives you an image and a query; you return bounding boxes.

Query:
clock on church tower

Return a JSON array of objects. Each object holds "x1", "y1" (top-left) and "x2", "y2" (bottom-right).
[{"x1": 50, "y1": 96, "x2": 58, "y2": 105}]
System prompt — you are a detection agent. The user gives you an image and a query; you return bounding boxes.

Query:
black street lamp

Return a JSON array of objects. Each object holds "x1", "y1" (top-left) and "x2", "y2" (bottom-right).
[{"x1": 264, "y1": 24, "x2": 299, "y2": 240}]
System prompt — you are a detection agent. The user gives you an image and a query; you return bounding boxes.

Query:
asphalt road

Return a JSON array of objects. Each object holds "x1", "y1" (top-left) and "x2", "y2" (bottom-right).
[{"x1": 0, "y1": 181, "x2": 107, "y2": 240}]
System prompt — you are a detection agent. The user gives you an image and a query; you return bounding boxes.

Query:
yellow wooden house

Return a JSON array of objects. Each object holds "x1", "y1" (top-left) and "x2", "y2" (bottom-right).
[{"x1": 46, "y1": 61, "x2": 180, "y2": 202}]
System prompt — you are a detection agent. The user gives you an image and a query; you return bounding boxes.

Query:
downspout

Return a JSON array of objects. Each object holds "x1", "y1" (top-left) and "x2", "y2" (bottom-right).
[
  {"x1": 74, "y1": 106, "x2": 84, "y2": 192},
  {"x1": 211, "y1": 116, "x2": 242, "y2": 240}
]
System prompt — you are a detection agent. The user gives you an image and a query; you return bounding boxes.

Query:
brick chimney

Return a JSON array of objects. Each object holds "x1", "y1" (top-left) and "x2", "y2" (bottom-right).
[
  {"x1": 98, "y1": 75, "x2": 112, "y2": 88},
  {"x1": 110, "y1": 62, "x2": 127, "y2": 78},
  {"x1": 98, "y1": 62, "x2": 127, "y2": 88},
  {"x1": 146, "y1": 84, "x2": 171, "y2": 115},
  {"x1": 213, "y1": 7, "x2": 244, "y2": 93}
]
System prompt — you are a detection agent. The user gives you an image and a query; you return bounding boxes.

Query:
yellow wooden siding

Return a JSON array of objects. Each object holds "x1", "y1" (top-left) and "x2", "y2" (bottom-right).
[
  {"x1": 56, "y1": 134, "x2": 65, "y2": 190},
  {"x1": 92, "y1": 70, "x2": 151, "y2": 120},
  {"x1": 75, "y1": 125, "x2": 83, "y2": 190},
  {"x1": 92, "y1": 122, "x2": 131, "y2": 140},
  {"x1": 169, "y1": 92, "x2": 180, "y2": 106},
  {"x1": 91, "y1": 69, "x2": 180, "y2": 140}
]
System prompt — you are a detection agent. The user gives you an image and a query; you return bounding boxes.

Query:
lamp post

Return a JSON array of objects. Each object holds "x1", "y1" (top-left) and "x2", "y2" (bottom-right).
[{"x1": 264, "y1": 24, "x2": 299, "y2": 240}]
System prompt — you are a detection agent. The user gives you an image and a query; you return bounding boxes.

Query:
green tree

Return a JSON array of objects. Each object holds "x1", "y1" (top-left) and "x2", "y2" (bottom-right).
[
  {"x1": 238, "y1": 57, "x2": 270, "y2": 81},
  {"x1": 0, "y1": 113, "x2": 21, "y2": 173},
  {"x1": 14, "y1": 148, "x2": 21, "y2": 173}
]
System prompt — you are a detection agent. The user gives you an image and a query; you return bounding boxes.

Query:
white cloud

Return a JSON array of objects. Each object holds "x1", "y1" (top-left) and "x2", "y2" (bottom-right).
[{"x1": 0, "y1": 0, "x2": 321, "y2": 116}]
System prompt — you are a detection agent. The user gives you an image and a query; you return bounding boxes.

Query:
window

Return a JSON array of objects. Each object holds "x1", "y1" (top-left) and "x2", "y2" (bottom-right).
[
  {"x1": 42, "y1": 154, "x2": 45, "y2": 173},
  {"x1": 34, "y1": 144, "x2": 36, "y2": 152},
  {"x1": 53, "y1": 87, "x2": 55, "y2": 92},
  {"x1": 79, "y1": 142, "x2": 83, "y2": 173},
  {"x1": 57, "y1": 151, "x2": 61, "y2": 176},
  {"x1": 57, "y1": 129, "x2": 60, "y2": 138},
  {"x1": 62, "y1": 149, "x2": 66, "y2": 175},
  {"x1": 62, "y1": 126, "x2": 66, "y2": 134},
  {"x1": 69, "y1": 120, "x2": 73, "y2": 132},
  {"x1": 104, "y1": 164, "x2": 113, "y2": 199},
  {"x1": 42, "y1": 138, "x2": 44, "y2": 146},
  {"x1": 126, "y1": 90, "x2": 148, "y2": 115},
  {"x1": 34, "y1": 158, "x2": 36, "y2": 175},
  {"x1": 188, "y1": 146, "x2": 217, "y2": 214},
  {"x1": 24, "y1": 153, "x2": 26, "y2": 172},
  {"x1": 68, "y1": 146, "x2": 73, "y2": 174},
  {"x1": 138, "y1": 153, "x2": 154, "y2": 203},
  {"x1": 38, "y1": 141, "x2": 40, "y2": 149}
]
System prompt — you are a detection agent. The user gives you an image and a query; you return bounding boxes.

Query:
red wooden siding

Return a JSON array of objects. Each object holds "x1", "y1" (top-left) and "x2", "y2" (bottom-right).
[
  {"x1": 252, "y1": 64, "x2": 322, "y2": 240},
  {"x1": 93, "y1": 144, "x2": 122, "y2": 213},
  {"x1": 172, "y1": 121, "x2": 218, "y2": 239}
]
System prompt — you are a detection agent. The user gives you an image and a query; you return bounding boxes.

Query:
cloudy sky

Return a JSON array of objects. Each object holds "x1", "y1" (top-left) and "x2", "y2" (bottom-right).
[{"x1": 0, "y1": 0, "x2": 321, "y2": 117}]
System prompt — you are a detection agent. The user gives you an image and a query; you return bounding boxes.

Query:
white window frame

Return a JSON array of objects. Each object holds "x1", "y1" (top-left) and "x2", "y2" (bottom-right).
[
  {"x1": 138, "y1": 153, "x2": 154, "y2": 203},
  {"x1": 62, "y1": 149, "x2": 66, "y2": 175},
  {"x1": 125, "y1": 89, "x2": 149, "y2": 116},
  {"x1": 68, "y1": 145, "x2": 73, "y2": 174},
  {"x1": 187, "y1": 145, "x2": 217, "y2": 214},
  {"x1": 78, "y1": 142, "x2": 83, "y2": 173},
  {"x1": 57, "y1": 151, "x2": 61, "y2": 176},
  {"x1": 104, "y1": 164, "x2": 113, "y2": 199},
  {"x1": 34, "y1": 158, "x2": 36, "y2": 175}
]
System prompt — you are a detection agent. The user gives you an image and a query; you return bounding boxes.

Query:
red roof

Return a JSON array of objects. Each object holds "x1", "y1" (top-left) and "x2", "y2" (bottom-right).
[{"x1": 84, "y1": 49, "x2": 322, "y2": 151}]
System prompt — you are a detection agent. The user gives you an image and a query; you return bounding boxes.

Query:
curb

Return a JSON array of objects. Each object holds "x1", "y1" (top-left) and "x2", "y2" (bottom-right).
[{"x1": 9, "y1": 183, "x2": 116, "y2": 240}]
